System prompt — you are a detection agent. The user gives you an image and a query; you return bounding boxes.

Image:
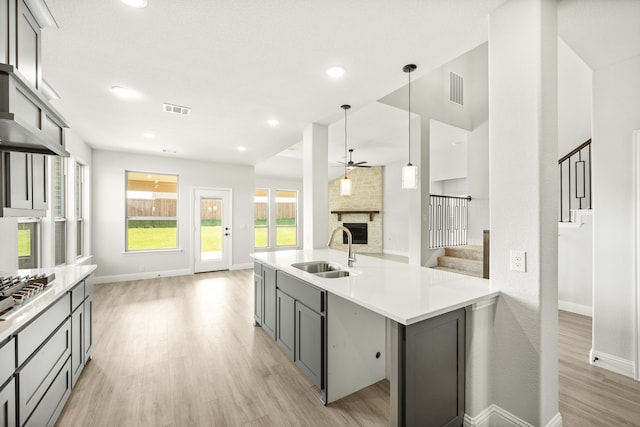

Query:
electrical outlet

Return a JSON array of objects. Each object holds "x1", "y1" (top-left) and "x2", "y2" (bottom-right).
[
  {"x1": 139, "y1": 264, "x2": 145, "y2": 272},
  {"x1": 510, "y1": 250, "x2": 526, "y2": 272}
]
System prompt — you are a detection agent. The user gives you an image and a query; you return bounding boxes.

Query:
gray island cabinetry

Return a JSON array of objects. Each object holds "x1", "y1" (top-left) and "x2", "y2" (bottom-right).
[
  {"x1": 0, "y1": 265, "x2": 96, "y2": 427},
  {"x1": 252, "y1": 250, "x2": 498, "y2": 427}
]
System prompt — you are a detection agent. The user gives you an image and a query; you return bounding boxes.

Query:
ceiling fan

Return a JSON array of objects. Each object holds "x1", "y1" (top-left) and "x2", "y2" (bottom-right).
[{"x1": 337, "y1": 149, "x2": 371, "y2": 169}]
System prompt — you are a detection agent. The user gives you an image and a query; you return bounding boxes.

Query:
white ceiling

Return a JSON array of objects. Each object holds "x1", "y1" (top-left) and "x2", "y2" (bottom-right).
[{"x1": 41, "y1": 0, "x2": 639, "y2": 179}]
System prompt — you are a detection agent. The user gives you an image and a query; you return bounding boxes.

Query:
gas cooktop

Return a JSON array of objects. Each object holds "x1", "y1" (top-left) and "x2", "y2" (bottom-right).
[{"x1": 0, "y1": 272, "x2": 56, "y2": 320}]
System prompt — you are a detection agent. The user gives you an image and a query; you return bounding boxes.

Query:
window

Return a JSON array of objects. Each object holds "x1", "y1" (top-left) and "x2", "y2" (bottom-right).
[
  {"x1": 254, "y1": 189, "x2": 269, "y2": 248},
  {"x1": 18, "y1": 220, "x2": 40, "y2": 269},
  {"x1": 75, "y1": 163, "x2": 84, "y2": 258},
  {"x1": 276, "y1": 190, "x2": 297, "y2": 247},
  {"x1": 53, "y1": 157, "x2": 66, "y2": 265},
  {"x1": 126, "y1": 171, "x2": 178, "y2": 251}
]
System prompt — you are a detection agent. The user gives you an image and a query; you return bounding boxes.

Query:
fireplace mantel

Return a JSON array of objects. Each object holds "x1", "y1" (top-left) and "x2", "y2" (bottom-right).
[{"x1": 330, "y1": 210, "x2": 380, "y2": 221}]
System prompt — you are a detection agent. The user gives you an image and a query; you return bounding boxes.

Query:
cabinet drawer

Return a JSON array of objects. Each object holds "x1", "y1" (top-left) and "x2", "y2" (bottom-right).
[
  {"x1": 17, "y1": 294, "x2": 70, "y2": 366},
  {"x1": 0, "y1": 337, "x2": 15, "y2": 386},
  {"x1": 70, "y1": 282, "x2": 84, "y2": 311},
  {"x1": 276, "y1": 271, "x2": 325, "y2": 314},
  {"x1": 23, "y1": 358, "x2": 71, "y2": 427},
  {"x1": 17, "y1": 318, "x2": 71, "y2": 426}
]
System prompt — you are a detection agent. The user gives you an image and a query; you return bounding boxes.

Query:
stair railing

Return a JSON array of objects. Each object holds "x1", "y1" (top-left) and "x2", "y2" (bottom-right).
[
  {"x1": 429, "y1": 195, "x2": 471, "y2": 249},
  {"x1": 559, "y1": 139, "x2": 592, "y2": 222}
]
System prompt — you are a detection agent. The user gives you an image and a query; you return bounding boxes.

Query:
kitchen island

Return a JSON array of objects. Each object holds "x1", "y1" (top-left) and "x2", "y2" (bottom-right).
[{"x1": 252, "y1": 249, "x2": 498, "y2": 427}]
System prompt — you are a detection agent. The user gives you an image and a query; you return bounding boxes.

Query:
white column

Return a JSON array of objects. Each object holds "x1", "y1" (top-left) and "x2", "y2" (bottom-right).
[
  {"x1": 489, "y1": 0, "x2": 559, "y2": 425},
  {"x1": 302, "y1": 123, "x2": 329, "y2": 249}
]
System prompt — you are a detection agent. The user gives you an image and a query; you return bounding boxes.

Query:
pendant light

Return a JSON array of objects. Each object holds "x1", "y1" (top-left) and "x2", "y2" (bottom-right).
[
  {"x1": 402, "y1": 64, "x2": 418, "y2": 189},
  {"x1": 340, "y1": 104, "x2": 352, "y2": 196}
]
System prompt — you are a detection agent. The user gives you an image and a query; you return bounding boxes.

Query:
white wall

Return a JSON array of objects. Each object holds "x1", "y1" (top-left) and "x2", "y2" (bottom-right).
[
  {"x1": 467, "y1": 120, "x2": 490, "y2": 245},
  {"x1": 254, "y1": 175, "x2": 303, "y2": 251},
  {"x1": 558, "y1": 214, "x2": 593, "y2": 316},
  {"x1": 92, "y1": 150, "x2": 254, "y2": 282},
  {"x1": 558, "y1": 38, "x2": 592, "y2": 157},
  {"x1": 488, "y1": 0, "x2": 559, "y2": 425},
  {"x1": 382, "y1": 161, "x2": 410, "y2": 256},
  {"x1": 591, "y1": 55, "x2": 640, "y2": 374}
]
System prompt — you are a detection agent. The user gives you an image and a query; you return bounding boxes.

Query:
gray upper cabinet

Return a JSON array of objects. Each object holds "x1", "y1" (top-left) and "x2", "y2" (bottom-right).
[
  {"x1": 0, "y1": 1, "x2": 68, "y2": 157},
  {"x1": 16, "y1": 0, "x2": 40, "y2": 89},
  {"x1": 1, "y1": 151, "x2": 47, "y2": 217}
]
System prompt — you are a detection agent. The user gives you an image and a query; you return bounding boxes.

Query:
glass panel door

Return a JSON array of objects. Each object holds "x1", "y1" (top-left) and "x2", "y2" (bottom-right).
[{"x1": 194, "y1": 188, "x2": 231, "y2": 272}]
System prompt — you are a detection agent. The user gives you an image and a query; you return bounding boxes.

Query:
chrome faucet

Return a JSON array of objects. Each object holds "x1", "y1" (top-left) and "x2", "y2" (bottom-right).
[{"x1": 327, "y1": 226, "x2": 356, "y2": 267}]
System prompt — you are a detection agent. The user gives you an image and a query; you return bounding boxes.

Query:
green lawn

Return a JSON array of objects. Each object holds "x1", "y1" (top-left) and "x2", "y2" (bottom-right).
[
  {"x1": 18, "y1": 229, "x2": 31, "y2": 256},
  {"x1": 127, "y1": 218, "x2": 297, "y2": 251}
]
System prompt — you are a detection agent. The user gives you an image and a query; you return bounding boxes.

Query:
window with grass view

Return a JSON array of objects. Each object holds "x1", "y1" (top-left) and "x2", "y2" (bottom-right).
[
  {"x1": 54, "y1": 157, "x2": 66, "y2": 265},
  {"x1": 276, "y1": 190, "x2": 297, "y2": 247},
  {"x1": 126, "y1": 171, "x2": 178, "y2": 251},
  {"x1": 75, "y1": 163, "x2": 84, "y2": 258},
  {"x1": 18, "y1": 220, "x2": 39, "y2": 269},
  {"x1": 254, "y1": 189, "x2": 269, "y2": 248}
]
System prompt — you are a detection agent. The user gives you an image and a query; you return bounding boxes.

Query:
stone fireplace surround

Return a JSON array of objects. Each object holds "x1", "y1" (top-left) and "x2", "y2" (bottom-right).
[{"x1": 328, "y1": 166, "x2": 382, "y2": 253}]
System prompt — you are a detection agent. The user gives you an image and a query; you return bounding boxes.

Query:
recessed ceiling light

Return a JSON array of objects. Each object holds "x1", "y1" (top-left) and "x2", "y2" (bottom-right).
[
  {"x1": 326, "y1": 66, "x2": 345, "y2": 78},
  {"x1": 121, "y1": 0, "x2": 148, "y2": 8},
  {"x1": 237, "y1": 146, "x2": 247, "y2": 152},
  {"x1": 267, "y1": 119, "x2": 280, "y2": 127},
  {"x1": 143, "y1": 132, "x2": 155, "y2": 139},
  {"x1": 110, "y1": 86, "x2": 139, "y2": 99}
]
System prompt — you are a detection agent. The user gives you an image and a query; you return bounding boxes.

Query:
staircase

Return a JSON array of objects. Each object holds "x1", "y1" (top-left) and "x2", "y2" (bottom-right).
[{"x1": 434, "y1": 245, "x2": 484, "y2": 278}]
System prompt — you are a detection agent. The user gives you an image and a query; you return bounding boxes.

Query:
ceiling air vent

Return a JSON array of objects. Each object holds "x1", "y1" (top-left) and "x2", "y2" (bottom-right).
[
  {"x1": 162, "y1": 103, "x2": 191, "y2": 116},
  {"x1": 449, "y1": 72, "x2": 464, "y2": 106}
]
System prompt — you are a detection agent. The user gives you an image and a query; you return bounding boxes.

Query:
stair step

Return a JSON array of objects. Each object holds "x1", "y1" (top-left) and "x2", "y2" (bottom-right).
[
  {"x1": 444, "y1": 245, "x2": 483, "y2": 261},
  {"x1": 437, "y1": 255, "x2": 483, "y2": 274},
  {"x1": 432, "y1": 266, "x2": 484, "y2": 278}
]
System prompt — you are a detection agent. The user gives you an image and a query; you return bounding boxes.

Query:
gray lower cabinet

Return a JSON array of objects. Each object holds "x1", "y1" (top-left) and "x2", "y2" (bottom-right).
[
  {"x1": 261, "y1": 265, "x2": 277, "y2": 339},
  {"x1": 83, "y1": 290, "x2": 94, "y2": 361},
  {"x1": 17, "y1": 318, "x2": 71, "y2": 426},
  {"x1": 295, "y1": 302, "x2": 323, "y2": 389},
  {"x1": 253, "y1": 262, "x2": 263, "y2": 325},
  {"x1": 395, "y1": 308, "x2": 465, "y2": 427},
  {"x1": 275, "y1": 290, "x2": 295, "y2": 360},
  {"x1": 23, "y1": 359, "x2": 71, "y2": 427},
  {"x1": 70, "y1": 303, "x2": 84, "y2": 387},
  {"x1": 0, "y1": 378, "x2": 16, "y2": 427}
]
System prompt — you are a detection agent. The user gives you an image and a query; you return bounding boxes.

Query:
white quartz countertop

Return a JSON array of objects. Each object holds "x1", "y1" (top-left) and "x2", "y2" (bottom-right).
[
  {"x1": 0, "y1": 264, "x2": 97, "y2": 341},
  {"x1": 252, "y1": 249, "x2": 499, "y2": 325}
]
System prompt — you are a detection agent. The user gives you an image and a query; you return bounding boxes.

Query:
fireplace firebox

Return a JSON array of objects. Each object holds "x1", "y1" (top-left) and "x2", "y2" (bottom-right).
[{"x1": 343, "y1": 223, "x2": 368, "y2": 244}]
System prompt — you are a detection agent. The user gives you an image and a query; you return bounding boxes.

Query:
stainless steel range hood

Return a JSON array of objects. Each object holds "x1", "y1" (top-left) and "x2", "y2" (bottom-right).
[{"x1": 0, "y1": 64, "x2": 69, "y2": 157}]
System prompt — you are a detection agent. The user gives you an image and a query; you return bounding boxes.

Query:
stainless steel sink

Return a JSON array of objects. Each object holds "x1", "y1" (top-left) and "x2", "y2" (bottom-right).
[
  {"x1": 314, "y1": 270, "x2": 350, "y2": 279},
  {"x1": 291, "y1": 261, "x2": 338, "y2": 274}
]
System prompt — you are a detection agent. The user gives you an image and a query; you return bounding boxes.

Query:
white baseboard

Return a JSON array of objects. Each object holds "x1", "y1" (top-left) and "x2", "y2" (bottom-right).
[
  {"x1": 590, "y1": 349, "x2": 635, "y2": 378},
  {"x1": 94, "y1": 268, "x2": 191, "y2": 284},
  {"x1": 558, "y1": 300, "x2": 592, "y2": 317},
  {"x1": 382, "y1": 249, "x2": 409, "y2": 257},
  {"x1": 231, "y1": 262, "x2": 253, "y2": 270},
  {"x1": 465, "y1": 405, "x2": 562, "y2": 427}
]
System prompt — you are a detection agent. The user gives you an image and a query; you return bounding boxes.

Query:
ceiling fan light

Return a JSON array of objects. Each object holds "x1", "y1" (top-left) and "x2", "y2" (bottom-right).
[
  {"x1": 340, "y1": 176, "x2": 352, "y2": 196},
  {"x1": 401, "y1": 164, "x2": 418, "y2": 189}
]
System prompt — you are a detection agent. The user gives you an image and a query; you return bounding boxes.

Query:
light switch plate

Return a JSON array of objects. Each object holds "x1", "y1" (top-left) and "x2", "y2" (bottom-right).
[{"x1": 510, "y1": 250, "x2": 526, "y2": 272}]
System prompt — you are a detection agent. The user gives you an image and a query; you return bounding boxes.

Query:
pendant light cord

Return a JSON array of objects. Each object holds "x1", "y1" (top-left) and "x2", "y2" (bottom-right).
[
  {"x1": 344, "y1": 107, "x2": 348, "y2": 178},
  {"x1": 408, "y1": 69, "x2": 411, "y2": 165}
]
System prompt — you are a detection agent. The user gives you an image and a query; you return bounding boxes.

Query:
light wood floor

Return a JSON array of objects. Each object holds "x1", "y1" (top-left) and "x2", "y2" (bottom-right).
[
  {"x1": 558, "y1": 310, "x2": 640, "y2": 426},
  {"x1": 55, "y1": 270, "x2": 389, "y2": 427},
  {"x1": 55, "y1": 271, "x2": 640, "y2": 426}
]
